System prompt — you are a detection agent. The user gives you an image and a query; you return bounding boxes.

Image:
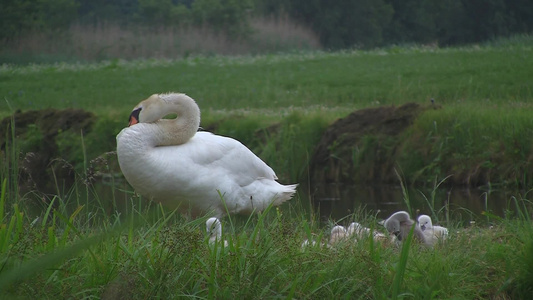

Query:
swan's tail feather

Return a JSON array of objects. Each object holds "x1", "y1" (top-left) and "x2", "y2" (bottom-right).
[{"x1": 273, "y1": 183, "x2": 299, "y2": 206}]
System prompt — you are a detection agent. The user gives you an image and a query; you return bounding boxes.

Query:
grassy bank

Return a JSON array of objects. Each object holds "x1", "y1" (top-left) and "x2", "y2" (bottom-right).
[
  {"x1": 0, "y1": 186, "x2": 532, "y2": 298},
  {"x1": 401, "y1": 105, "x2": 533, "y2": 187}
]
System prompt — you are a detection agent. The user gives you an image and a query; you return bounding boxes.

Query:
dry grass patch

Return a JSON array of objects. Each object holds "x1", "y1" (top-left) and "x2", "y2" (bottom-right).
[{"x1": 1, "y1": 17, "x2": 321, "y2": 63}]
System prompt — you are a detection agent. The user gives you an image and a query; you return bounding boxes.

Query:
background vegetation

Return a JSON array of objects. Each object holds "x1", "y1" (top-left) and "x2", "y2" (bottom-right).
[
  {"x1": 2, "y1": 0, "x2": 533, "y2": 64},
  {"x1": 267, "y1": 0, "x2": 533, "y2": 48},
  {"x1": 1, "y1": 37, "x2": 532, "y2": 191}
]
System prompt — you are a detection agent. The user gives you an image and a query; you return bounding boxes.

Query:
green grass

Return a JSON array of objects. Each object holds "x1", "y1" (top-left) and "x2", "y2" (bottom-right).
[
  {"x1": 0, "y1": 188, "x2": 532, "y2": 298},
  {"x1": 400, "y1": 105, "x2": 533, "y2": 187},
  {"x1": 1, "y1": 38, "x2": 532, "y2": 187},
  {"x1": 1, "y1": 40, "x2": 532, "y2": 119},
  {"x1": 1, "y1": 39, "x2": 533, "y2": 298}
]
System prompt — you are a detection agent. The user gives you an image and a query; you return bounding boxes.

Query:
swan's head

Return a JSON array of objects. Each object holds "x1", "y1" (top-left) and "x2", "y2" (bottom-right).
[
  {"x1": 128, "y1": 93, "x2": 198, "y2": 126},
  {"x1": 347, "y1": 222, "x2": 363, "y2": 235},
  {"x1": 383, "y1": 211, "x2": 411, "y2": 237},
  {"x1": 417, "y1": 215, "x2": 433, "y2": 231},
  {"x1": 128, "y1": 94, "x2": 159, "y2": 126},
  {"x1": 206, "y1": 217, "x2": 222, "y2": 237},
  {"x1": 331, "y1": 225, "x2": 347, "y2": 235}
]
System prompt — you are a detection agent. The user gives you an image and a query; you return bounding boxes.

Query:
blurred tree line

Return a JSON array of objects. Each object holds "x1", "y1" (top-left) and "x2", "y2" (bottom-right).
[
  {"x1": 1, "y1": 0, "x2": 532, "y2": 48},
  {"x1": 257, "y1": 0, "x2": 533, "y2": 48}
]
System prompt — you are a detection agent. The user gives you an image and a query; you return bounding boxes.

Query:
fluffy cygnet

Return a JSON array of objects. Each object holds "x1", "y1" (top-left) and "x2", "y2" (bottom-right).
[
  {"x1": 383, "y1": 211, "x2": 428, "y2": 246},
  {"x1": 206, "y1": 217, "x2": 229, "y2": 247},
  {"x1": 418, "y1": 214, "x2": 449, "y2": 246}
]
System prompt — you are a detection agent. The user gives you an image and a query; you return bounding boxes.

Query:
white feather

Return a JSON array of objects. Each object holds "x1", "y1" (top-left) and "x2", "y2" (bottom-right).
[
  {"x1": 417, "y1": 214, "x2": 448, "y2": 246},
  {"x1": 117, "y1": 93, "x2": 298, "y2": 217},
  {"x1": 206, "y1": 217, "x2": 228, "y2": 247}
]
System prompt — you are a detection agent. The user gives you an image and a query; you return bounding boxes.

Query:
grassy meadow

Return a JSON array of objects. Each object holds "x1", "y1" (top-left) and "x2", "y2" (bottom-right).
[
  {"x1": 1, "y1": 36, "x2": 533, "y2": 298},
  {"x1": 1, "y1": 36, "x2": 533, "y2": 186}
]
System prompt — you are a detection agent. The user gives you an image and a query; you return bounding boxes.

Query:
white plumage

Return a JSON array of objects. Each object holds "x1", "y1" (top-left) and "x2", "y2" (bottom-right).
[
  {"x1": 383, "y1": 211, "x2": 428, "y2": 246},
  {"x1": 417, "y1": 214, "x2": 449, "y2": 246},
  {"x1": 206, "y1": 217, "x2": 228, "y2": 247},
  {"x1": 329, "y1": 225, "x2": 348, "y2": 246},
  {"x1": 347, "y1": 222, "x2": 388, "y2": 242},
  {"x1": 116, "y1": 93, "x2": 297, "y2": 217}
]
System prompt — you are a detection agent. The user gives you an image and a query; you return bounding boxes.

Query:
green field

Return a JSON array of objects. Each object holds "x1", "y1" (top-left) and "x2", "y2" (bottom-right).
[
  {"x1": 2, "y1": 42, "x2": 532, "y2": 117},
  {"x1": 1, "y1": 38, "x2": 533, "y2": 298},
  {"x1": 2, "y1": 39, "x2": 533, "y2": 186}
]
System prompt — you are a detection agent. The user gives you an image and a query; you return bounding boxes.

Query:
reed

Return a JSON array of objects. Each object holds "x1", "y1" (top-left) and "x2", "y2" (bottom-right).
[
  {"x1": 402, "y1": 105, "x2": 533, "y2": 187},
  {"x1": 0, "y1": 16, "x2": 320, "y2": 65}
]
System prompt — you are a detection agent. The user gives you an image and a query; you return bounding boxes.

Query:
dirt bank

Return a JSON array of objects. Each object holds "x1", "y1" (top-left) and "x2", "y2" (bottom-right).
[
  {"x1": 309, "y1": 103, "x2": 440, "y2": 184},
  {"x1": 1, "y1": 109, "x2": 95, "y2": 195}
]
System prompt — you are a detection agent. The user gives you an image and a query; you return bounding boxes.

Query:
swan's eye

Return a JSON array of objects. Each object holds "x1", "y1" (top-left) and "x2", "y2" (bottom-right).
[{"x1": 129, "y1": 107, "x2": 142, "y2": 126}]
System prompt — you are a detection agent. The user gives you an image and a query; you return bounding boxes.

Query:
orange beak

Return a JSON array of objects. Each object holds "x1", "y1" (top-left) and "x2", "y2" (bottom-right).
[
  {"x1": 129, "y1": 115, "x2": 139, "y2": 127},
  {"x1": 128, "y1": 107, "x2": 142, "y2": 126}
]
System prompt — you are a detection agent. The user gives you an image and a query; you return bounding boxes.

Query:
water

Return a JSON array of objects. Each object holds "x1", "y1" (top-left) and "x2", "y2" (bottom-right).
[
  {"x1": 308, "y1": 183, "x2": 523, "y2": 225},
  {"x1": 87, "y1": 180, "x2": 525, "y2": 226}
]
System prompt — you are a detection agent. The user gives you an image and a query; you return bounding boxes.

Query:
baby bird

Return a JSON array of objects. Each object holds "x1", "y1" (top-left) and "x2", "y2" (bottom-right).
[
  {"x1": 301, "y1": 238, "x2": 329, "y2": 250},
  {"x1": 417, "y1": 214, "x2": 448, "y2": 246},
  {"x1": 383, "y1": 211, "x2": 427, "y2": 246},
  {"x1": 329, "y1": 225, "x2": 349, "y2": 246},
  {"x1": 206, "y1": 217, "x2": 228, "y2": 247},
  {"x1": 347, "y1": 222, "x2": 387, "y2": 242}
]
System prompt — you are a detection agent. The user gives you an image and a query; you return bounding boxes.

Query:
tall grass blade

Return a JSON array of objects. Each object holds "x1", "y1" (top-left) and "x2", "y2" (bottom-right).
[
  {"x1": 54, "y1": 205, "x2": 85, "y2": 246},
  {"x1": 41, "y1": 196, "x2": 57, "y2": 228},
  {"x1": 395, "y1": 168, "x2": 411, "y2": 216},
  {"x1": 390, "y1": 223, "x2": 415, "y2": 298},
  {"x1": 0, "y1": 178, "x2": 6, "y2": 221}
]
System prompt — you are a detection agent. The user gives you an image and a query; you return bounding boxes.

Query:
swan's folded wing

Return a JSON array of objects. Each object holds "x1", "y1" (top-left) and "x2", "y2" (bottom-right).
[{"x1": 181, "y1": 132, "x2": 278, "y2": 184}]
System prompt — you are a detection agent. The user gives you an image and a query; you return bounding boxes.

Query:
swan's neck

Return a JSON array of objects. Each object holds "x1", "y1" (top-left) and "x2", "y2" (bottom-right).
[
  {"x1": 148, "y1": 93, "x2": 201, "y2": 146},
  {"x1": 213, "y1": 226, "x2": 222, "y2": 238},
  {"x1": 208, "y1": 225, "x2": 222, "y2": 240}
]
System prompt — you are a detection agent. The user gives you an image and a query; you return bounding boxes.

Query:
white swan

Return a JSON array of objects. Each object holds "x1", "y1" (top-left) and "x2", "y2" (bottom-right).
[
  {"x1": 347, "y1": 222, "x2": 387, "y2": 242},
  {"x1": 116, "y1": 93, "x2": 298, "y2": 217},
  {"x1": 417, "y1": 214, "x2": 448, "y2": 245},
  {"x1": 383, "y1": 211, "x2": 427, "y2": 246},
  {"x1": 206, "y1": 217, "x2": 228, "y2": 247}
]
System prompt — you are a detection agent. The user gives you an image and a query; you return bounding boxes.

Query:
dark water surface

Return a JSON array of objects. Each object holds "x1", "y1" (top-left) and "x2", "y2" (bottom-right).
[
  {"x1": 92, "y1": 178, "x2": 526, "y2": 226},
  {"x1": 307, "y1": 183, "x2": 526, "y2": 225}
]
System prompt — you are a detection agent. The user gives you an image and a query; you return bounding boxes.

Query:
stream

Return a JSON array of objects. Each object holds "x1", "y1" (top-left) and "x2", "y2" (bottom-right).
[
  {"x1": 92, "y1": 178, "x2": 524, "y2": 226},
  {"x1": 308, "y1": 183, "x2": 524, "y2": 225}
]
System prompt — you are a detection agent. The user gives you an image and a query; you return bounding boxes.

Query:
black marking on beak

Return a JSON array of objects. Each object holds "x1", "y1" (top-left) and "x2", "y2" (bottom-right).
[
  {"x1": 129, "y1": 107, "x2": 142, "y2": 126},
  {"x1": 420, "y1": 224, "x2": 426, "y2": 231}
]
